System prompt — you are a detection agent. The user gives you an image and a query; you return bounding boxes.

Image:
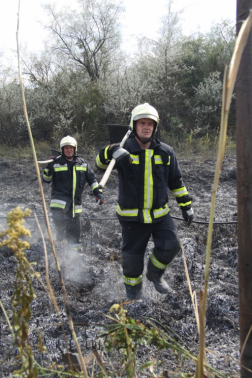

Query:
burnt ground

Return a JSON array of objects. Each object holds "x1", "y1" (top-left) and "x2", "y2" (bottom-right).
[{"x1": 0, "y1": 150, "x2": 239, "y2": 377}]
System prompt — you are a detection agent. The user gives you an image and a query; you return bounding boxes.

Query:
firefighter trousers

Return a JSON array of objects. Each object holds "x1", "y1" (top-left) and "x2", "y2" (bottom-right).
[
  {"x1": 119, "y1": 213, "x2": 181, "y2": 279},
  {"x1": 52, "y1": 208, "x2": 81, "y2": 244}
]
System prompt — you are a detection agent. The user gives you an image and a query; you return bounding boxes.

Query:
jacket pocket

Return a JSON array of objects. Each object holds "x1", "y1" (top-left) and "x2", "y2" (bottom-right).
[
  {"x1": 155, "y1": 166, "x2": 167, "y2": 187},
  {"x1": 154, "y1": 166, "x2": 168, "y2": 207},
  {"x1": 79, "y1": 171, "x2": 85, "y2": 187},
  {"x1": 119, "y1": 166, "x2": 140, "y2": 208}
]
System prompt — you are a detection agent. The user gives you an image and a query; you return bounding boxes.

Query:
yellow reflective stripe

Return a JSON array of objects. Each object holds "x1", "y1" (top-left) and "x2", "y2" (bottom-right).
[
  {"x1": 144, "y1": 149, "x2": 153, "y2": 209},
  {"x1": 117, "y1": 205, "x2": 169, "y2": 222},
  {"x1": 116, "y1": 204, "x2": 138, "y2": 217},
  {"x1": 91, "y1": 181, "x2": 98, "y2": 190},
  {"x1": 130, "y1": 154, "x2": 139, "y2": 164},
  {"x1": 153, "y1": 204, "x2": 170, "y2": 219},
  {"x1": 142, "y1": 209, "x2": 152, "y2": 223},
  {"x1": 75, "y1": 208, "x2": 82, "y2": 213},
  {"x1": 54, "y1": 166, "x2": 68, "y2": 171},
  {"x1": 172, "y1": 187, "x2": 188, "y2": 197},
  {"x1": 123, "y1": 275, "x2": 142, "y2": 286},
  {"x1": 76, "y1": 166, "x2": 87, "y2": 171},
  {"x1": 72, "y1": 166, "x2": 76, "y2": 217},
  {"x1": 154, "y1": 155, "x2": 163, "y2": 164},
  {"x1": 43, "y1": 174, "x2": 52, "y2": 181},
  {"x1": 150, "y1": 252, "x2": 169, "y2": 270},
  {"x1": 178, "y1": 201, "x2": 192, "y2": 207},
  {"x1": 96, "y1": 155, "x2": 108, "y2": 169},
  {"x1": 50, "y1": 199, "x2": 66, "y2": 209},
  {"x1": 104, "y1": 146, "x2": 110, "y2": 160},
  {"x1": 50, "y1": 203, "x2": 65, "y2": 209},
  {"x1": 154, "y1": 155, "x2": 170, "y2": 165}
]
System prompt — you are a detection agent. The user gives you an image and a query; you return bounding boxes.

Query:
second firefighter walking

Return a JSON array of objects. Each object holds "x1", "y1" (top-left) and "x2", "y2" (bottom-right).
[{"x1": 43, "y1": 135, "x2": 104, "y2": 251}]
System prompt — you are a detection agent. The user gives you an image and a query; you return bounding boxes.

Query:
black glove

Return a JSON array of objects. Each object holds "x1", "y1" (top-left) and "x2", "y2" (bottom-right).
[
  {"x1": 182, "y1": 208, "x2": 194, "y2": 226},
  {"x1": 95, "y1": 191, "x2": 104, "y2": 205},
  {"x1": 108, "y1": 144, "x2": 132, "y2": 166}
]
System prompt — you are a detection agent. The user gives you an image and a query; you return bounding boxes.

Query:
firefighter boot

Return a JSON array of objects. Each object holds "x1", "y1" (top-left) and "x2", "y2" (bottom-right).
[
  {"x1": 124, "y1": 281, "x2": 142, "y2": 300},
  {"x1": 146, "y1": 258, "x2": 170, "y2": 294}
]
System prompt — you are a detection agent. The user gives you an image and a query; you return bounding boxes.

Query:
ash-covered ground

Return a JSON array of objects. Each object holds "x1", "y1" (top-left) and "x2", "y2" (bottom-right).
[{"x1": 0, "y1": 150, "x2": 239, "y2": 377}]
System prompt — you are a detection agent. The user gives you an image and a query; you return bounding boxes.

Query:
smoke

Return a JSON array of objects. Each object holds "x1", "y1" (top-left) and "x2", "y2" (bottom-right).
[
  {"x1": 93, "y1": 261, "x2": 124, "y2": 302},
  {"x1": 54, "y1": 243, "x2": 93, "y2": 285}
]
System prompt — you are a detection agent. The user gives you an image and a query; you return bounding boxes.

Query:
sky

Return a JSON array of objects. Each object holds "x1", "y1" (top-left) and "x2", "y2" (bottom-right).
[{"x1": 0, "y1": 0, "x2": 236, "y2": 66}]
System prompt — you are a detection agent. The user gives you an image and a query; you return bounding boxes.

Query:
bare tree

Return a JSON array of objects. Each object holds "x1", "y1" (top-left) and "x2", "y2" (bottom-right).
[{"x1": 43, "y1": 0, "x2": 123, "y2": 81}]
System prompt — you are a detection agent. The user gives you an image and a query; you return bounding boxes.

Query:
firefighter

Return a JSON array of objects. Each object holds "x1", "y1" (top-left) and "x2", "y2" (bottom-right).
[
  {"x1": 96, "y1": 103, "x2": 193, "y2": 299},
  {"x1": 43, "y1": 135, "x2": 104, "y2": 250}
]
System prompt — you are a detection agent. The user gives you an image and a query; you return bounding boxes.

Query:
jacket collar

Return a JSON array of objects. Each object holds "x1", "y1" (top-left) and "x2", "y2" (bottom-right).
[
  {"x1": 127, "y1": 136, "x2": 161, "y2": 153},
  {"x1": 59, "y1": 155, "x2": 80, "y2": 165}
]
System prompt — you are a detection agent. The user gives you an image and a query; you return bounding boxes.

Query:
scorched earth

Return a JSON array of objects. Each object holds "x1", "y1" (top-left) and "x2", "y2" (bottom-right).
[{"x1": 0, "y1": 150, "x2": 239, "y2": 377}]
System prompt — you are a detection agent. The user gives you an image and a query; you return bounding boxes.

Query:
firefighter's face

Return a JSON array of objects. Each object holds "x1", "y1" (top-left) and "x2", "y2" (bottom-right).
[
  {"x1": 135, "y1": 118, "x2": 154, "y2": 141},
  {"x1": 63, "y1": 145, "x2": 75, "y2": 160}
]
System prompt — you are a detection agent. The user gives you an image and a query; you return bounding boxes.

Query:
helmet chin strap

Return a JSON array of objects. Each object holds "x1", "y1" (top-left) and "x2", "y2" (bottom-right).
[{"x1": 134, "y1": 131, "x2": 153, "y2": 144}]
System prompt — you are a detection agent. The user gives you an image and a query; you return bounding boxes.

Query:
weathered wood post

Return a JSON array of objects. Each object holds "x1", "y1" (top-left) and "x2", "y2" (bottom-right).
[{"x1": 236, "y1": 1, "x2": 252, "y2": 376}]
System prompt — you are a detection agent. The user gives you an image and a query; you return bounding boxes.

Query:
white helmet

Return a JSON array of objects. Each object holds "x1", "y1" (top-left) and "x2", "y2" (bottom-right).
[
  {"x1": 129, "y1": 103, "x2": 159, "y2": 131},
  {"x1": 60, "y1": 135, "x2": 77, "y2": 152}
]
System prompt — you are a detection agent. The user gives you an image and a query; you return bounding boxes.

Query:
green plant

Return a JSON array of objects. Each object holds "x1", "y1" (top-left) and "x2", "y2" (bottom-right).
[
  {"x1": 203, "y1": 133, "x2": 210, "y2": 155},
  {"x1": 0, "y1": 207, "x2": 41, "y2": 377},
  {"x1": 100, "y1": 304, "x2": 230, "y2": 377},
  {"x1": 185, "y1": 130, "x2": 193, "y2": 158},
  {"x1": 101, "y1": 304, "x2": 167, "y2": 377}
]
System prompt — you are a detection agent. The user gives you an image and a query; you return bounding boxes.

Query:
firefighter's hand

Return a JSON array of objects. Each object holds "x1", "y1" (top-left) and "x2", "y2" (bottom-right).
[
  {"x1": 96, "y1": 192, "x2": 104, "y2": 205},
  {"x1": 108, "y1": 144, "x2": 132, "y2": 166},
  {"x1": 182, "y1": 208, "x2": 194, "y2": 226}
]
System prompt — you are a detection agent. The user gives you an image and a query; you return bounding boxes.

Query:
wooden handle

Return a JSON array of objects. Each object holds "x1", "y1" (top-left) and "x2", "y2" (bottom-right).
[
  {"x1": 37, "y1": 159, "x2": 54, "y2": 165},
  {"x1": 98, "y1": 129, "x2": 131, "y2": 189},
  {"x1": 98, "y1": 158, "x2": 116, "y2": 189},
  {"x1": 38, "y1": 155, "x2": 61, "y2": 166}
]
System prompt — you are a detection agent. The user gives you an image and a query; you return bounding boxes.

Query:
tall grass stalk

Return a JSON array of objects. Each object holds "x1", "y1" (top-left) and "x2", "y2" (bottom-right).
[
  {"x1": 240, "y1": 325, "x2": 252, "y2": 362},
  {"x1": 110, "y1": 251, "x2": 137, "y2": 377},
  {"x1": 182, "y1": 245, "x2": 199, "y2": 334},
  {"x1": 197, "y1": 10, "x2": 252, "y2": 378},
  {"x1": 0, "y1": 300, "x2": 14, "y2": 338},
  {"x1": 16, "y1": 3, "x2": 88, "y2": 377},
  {"x1": 34, "y1": 213, "x2": 75, "y2": 370}
]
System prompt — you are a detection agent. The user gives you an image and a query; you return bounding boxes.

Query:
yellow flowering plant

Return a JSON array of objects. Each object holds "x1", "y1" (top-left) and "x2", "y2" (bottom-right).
[{"x1": 0, "y1": 207, "x2": 40, "y2": 378}]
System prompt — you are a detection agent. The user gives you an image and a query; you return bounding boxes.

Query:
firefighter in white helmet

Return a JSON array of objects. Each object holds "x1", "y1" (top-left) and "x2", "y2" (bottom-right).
[
  {"x1": 96, "y1": 103, "x2": 193, "y2": 299},
  {"x1": 43, "y1": 135, "x2": 104, "y2": 250}
]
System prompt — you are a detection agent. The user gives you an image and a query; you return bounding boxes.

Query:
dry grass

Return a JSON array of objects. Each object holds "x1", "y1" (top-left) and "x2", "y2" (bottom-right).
[{"x1": 0, "y1": 141, "x2": 52, "y2": 159}]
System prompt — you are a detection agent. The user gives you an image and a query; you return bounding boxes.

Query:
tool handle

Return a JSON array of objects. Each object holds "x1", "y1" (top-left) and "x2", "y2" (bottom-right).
[
  {"x1": 37, "y1": 155, "x2": 61, "y2": 166},
  {"x1": 98, "y1": 129, "x2": 131, "y2": 189},
  {"x1": 37, "y1": 159, "x2": 54, "y2": 165}
]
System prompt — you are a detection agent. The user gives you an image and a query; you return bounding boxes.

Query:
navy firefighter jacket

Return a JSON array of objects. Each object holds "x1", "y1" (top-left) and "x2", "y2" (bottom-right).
[
  {"x1": 96, "y1": 136, "x2": 192, "y2": 224},
  {"x1": 43, "y1": 155, "x2": 99, "y2": 217}
]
